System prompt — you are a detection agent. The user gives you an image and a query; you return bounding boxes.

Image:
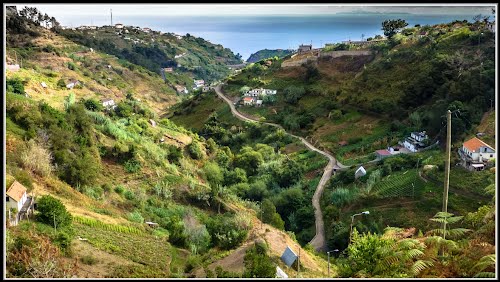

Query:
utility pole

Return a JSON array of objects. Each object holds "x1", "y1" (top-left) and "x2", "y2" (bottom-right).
[
  {"x1": 110, "y1": 9, "x2": 113, "y2": 26},
  {"x1": 441, "y1": 110, "x2": 452, "y2": 233},
  {"x1": 297, "y1": 248, "x2": 300, "y2": 278}
]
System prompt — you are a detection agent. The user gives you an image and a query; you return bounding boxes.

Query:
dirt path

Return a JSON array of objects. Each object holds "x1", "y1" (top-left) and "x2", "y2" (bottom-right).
[{"x1": 215, "y1": 84, "x2": 347, "y2": 252}]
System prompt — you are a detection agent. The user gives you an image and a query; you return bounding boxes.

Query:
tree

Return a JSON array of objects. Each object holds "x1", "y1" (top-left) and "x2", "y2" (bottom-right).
[
  {"x1": 57, "y1": 78, "x2": 66, "y2": 89},
  {"x1": 283, "y1": 85, "x2": 305, "y2": 104},
  {"x1": 6, "y1": 78, "x2": 25, "y2": 95},
  {"x1": 381, "y1": 19, "x2": 409, "y2": 38},
  {"x1": 36, "y1": 195, "x2": 72, "y2": 228},
  {"x1": 243, "y1": 241, "x2": 276, "y2": 278},
  {"x1": 83, "y1": 98, "x2": 103, "y2": 112},
  {"x1": 261, "y1": 199, "x2": 285, "y2": 230},
  {"x1": 187, "y1": 141, "x2": 203, "y2": 160}
]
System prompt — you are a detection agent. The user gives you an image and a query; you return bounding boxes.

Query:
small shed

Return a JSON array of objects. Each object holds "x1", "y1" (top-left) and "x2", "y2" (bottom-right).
[
  {"x1": 145, "y1": 221, "x2": 159, "y2": 228},
  {"x1": 256, "y1": 100, "x2": 263, "y2": 107},
  {"x1": 40, "y1": 82, "x2": 48, "y2": 88},
  {"x1": 354, "y1": 166, "x2": 367, "y2": 179},
  {"x1": 276, "y1": 266, "x2": 288, "y2": 278},
  {"x1": 149, "y1": 119, "x2": 156, "y2": 127},
  {"x1": 280, "y1": 246, "x2": 298, "y2": 267}
]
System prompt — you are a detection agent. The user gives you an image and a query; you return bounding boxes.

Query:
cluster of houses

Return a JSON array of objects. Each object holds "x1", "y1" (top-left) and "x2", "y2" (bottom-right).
[{"x1": 241, "y1": 88, "x2": 277, "y2": 106}]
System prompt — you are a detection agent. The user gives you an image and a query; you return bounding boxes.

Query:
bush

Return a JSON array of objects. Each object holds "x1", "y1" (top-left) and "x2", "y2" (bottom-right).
[
  {"x1": 57, "y1": 79, "x2": 66, "y2": 89},
  {"x1": 124, "y1": 190, "x2": 135, "y2": 200},
  {"x1": 6, "y1": 78, "x2": 25, "y2": 95},
  {"x1": 84, "y1": 99, "x2": 104, "y2": 112},
  {"x1": 20, "y1": 139, "x2": 53, "y2": 177},
  {"x1": 80, "y1": 255, "x2": 98, "y2": 265},
  {"x1": 36, "y1": 195, "x2": 72, "y2": 228},
  {"x1": 124, "y1": 158, "x2": 141, "y2": 173},
  {"x1": 114, "y1": 185, "x2": 125, "y2": 194},
  {"x1": 127, "y1": 210, "x2": 144, "y2": 223},
  {"x1": 187, "y1": 141, "x2": 203, "y2": 160}
]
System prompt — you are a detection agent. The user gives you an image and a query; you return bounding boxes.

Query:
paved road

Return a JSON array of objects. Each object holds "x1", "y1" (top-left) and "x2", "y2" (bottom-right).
[{"x1": 215, "y1": 84, "x2": 347, "y2": 252}]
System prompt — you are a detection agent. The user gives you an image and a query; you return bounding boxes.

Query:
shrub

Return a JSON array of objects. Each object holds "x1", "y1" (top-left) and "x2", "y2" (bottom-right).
[
  {"x1": 127, "y1": 210, "x2": 144, "y2": 223},
  {"x1": 124, "y1": 158, "x2": 141, "y2": 173},
  {"x1": 67, "y1": 61, "x2": 77, "y2": 71},
  {"x1": 57, "y1": 78, "x2": 66, "y2": 89},
  {"x1": 6, "y1": 78, "x2": 25, "y2": 95},
  {"x1": 124, "y1": 190, "x2": 135, "y2": 200},
  {"x1": 36, "y1": 195, "x2": 72, "y2": 228},
  {"x1": 114, "y1": 185, "x2": 125, "y2": 194},
  {"x1": 80, "y1": 255, "x2": 98, "y2": 265},
  {"x1": 84, "y1": 99, "x2": 104, "y2": 112},
  {"x1": 20, "y1": 139, "x2": 53, "y2": 177},
  {"x1": 187, "y1": 141, "x2": 203, "y2": 160}
]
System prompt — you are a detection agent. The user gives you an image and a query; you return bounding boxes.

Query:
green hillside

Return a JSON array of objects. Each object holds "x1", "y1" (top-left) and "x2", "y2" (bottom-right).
[{"x1": 246, "y1": 49, "x2": 294, "y2": 63}]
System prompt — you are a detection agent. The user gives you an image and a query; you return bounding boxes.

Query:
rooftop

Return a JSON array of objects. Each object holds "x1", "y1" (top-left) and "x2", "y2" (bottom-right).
[
  {"x1": 376, "y1": 149, "x2": 392, "y2": 156},
  {"x1": 463, "y1": 137, "x2": 495, "y2": 153},
  {"x1": 7, "y1": 181, "x2": 27, "y2": 202}
]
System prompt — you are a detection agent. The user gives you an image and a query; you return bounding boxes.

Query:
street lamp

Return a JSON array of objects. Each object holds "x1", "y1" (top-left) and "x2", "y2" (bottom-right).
[
  {"x1": 349, "y1": 211, "x2": 370, "y2": 244},
  {"x1": 327, "y1": 249, "x2": 339, "y2": 277}
]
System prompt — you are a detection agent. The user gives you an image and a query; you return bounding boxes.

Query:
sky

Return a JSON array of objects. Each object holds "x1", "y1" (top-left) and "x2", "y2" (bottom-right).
[{"x1": 12, "y1": 4, "x2": 496, "y2": 19}]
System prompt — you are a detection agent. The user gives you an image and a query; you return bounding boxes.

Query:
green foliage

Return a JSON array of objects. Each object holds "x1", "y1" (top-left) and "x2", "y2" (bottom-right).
[
  {"x1": 124, "y1": 158, "x2": 141, "y2": 173},
  {"x1": 83, "y1": 98, "x2": 104, "y2": 112},
  {"x1": 382, "y1": 19, "x2": 409, "y2": 38},
  {"x1": 36, "y1": 195, "x2": 72, "y2": 228},
  {"x1": 6, "y1": 78, "x2": 25, "y2": 95},
  {"x1": 73, "y1": 216, "x2": 144, "y2": 235},
  {"x1": 187, "y1": 141, "x2": 203, "y2": 160},
  {"x1": 283, "y1": 85, "x2": 306, "y2": 104},
  {"x1": 243, "y1": 241, "x2": 276, "y2": 278},
  {"x1": 80, "y1": 255, "x2": 98, "y2": 265},
  {"x1": 206, "y1": 213, "x2": 250, "y2": 250},
  {"x1": 114, "y1": 185, "x2": 125, "y2": 194},
  {"x1": 127, "y1": 210, "x2": 144, "y2": 223},
  {"x1": 261, "y1": 199, "x2": 285, "y2": 230},
  {"x1": 57, "y1": 78, "x2": 66, "y2": 88},
  {"x1": 202, "y1": 161, "x2": 224, "y2": 188}
]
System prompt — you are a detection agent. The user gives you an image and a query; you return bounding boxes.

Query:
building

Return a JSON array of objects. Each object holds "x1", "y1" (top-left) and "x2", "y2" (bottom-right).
[
  {"x1": 6, "y1": 64, "x2": 20, "y2": 72},
  {"x1": 114, "y1": 23, "x2": 123, "y2": 29},
  {"x1": 256, "y1": 100, "x2": 263, "y2": 107},
  {"x1": 458, "y1": 137, "x2": 496, "y2": 171},
  {"x1": 354, "y1": 166, "x2": 367, "y2": 179},
  {"x1": 403, "y1": 131, "x2": 429, "y2": 153},
  {"x1": 174, "y1": 85, "x2": 188, "y2": 94},
  {"x1": 102, "y1": 98, "x2": 116, "y2": 108},
  {"x1": 298, "y1": 44, "x2": 312, "y2": 54},
  {"x1": 40, "y1": 82, "x2": 47, "y2": 88},
  {"x1": 487, "y1": 21, "x2": 495, "y2": 33},
  {"x1": 243, "y1": 97, "x2": 254, "y2": 106},
  {"x1": 164, "y1": 67, "x2": 173, "y2": 73},
  {"x1": 202, "y1": 86, "x2": 210, "y2": 92},
  {"x1": 149, "y1": 119, "x2": 156, "y2": 127},
  {"x1": 6, "y1": 181, "x2": 32, "y2": 226},
  {"x1": 142, "y1": 27, "x2": 151, "y2": 33},
  {"x1": 376, "y1": 149, "x2": 392, "y2": 160},
  {"x1": 66, "y1": 80, "x2": 80, "y2": 89},
  {"x1": 276, "y1": 266, "x2": 288, "y2": 278},
  {"x1": 193, "y1": 79, "x2": 205, "y2": 88}
]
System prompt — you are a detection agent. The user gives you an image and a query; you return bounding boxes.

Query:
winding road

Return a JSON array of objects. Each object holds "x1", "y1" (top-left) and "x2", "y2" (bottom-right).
[{"x1": 214, "y1": 84, "x2": 347, "y2": 252}]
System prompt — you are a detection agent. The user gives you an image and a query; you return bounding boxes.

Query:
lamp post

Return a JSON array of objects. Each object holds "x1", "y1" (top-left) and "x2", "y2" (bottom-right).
[
  {"x1": 327, "y1": 249, "x2": 339, "y2": 277},
  {"x1": 349, "y1": 211, "x2": 370, "y2": 245}
]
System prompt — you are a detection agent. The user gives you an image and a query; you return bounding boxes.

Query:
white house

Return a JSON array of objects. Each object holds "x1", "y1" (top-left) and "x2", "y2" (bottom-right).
[
  {"x1": 202, "y1": 86, "x2": 210, "y2": 92},
  {"x1": 403, "y1": 131, "x2": 429, "y2": 153},
  {"x1": 193, "y1": 79, "x2": 205, "y2": 88},
  {"x1": 275, "y1": 266, "x2": 288, "y2": 278},
  {"x1": 487, "y1": 21, "x2": 495, "y2": 33},
  {"x1": 6, "y1": 64, "x2": 20, "y2": 72},
  {"x1": 40, "y1": 82, "x2": 48, "y2": 88},
  {"x1": 174, "y1": 85, "x2": 188, "y2": 94},
  {"x1": 6, "y1": 181, "x2": 30, "y2": 226},
  {"x1": 458, "y1": 137, "x2": 496, "y2": 171},
  {"x1": 102, "y1": 98, "x2": 116, "y2": 108},
  {"x1": 114, "y1": 23, "x2": 124, "y2": 29},
  {"x1": 354, "y1": 166, "x2": 367, "y2": 179},
  {"x1": 243, "y1": 97, "x2": 254, "y2": 106},
  {"x1": 263, "y1": 89, "x2": 277, "y2": 95},
  {"x1": 256, "y1": 100, "x2": 263, "y2": 107},
  {"x1": 66, "y1": 81, "x2": 79, "y2": 89},
  {"x1": 142, "y1": 27, "x2": 152, "y2": 33}
]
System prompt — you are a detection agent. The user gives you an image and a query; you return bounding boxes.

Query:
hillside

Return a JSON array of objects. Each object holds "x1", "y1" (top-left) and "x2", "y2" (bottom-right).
[
  {"x1": 57, "y1": 25, "x2": 242, "y2": 84},
  {"x1": 246, "y1": 49, "x2": 294, "y2": 63},
  {"x1": 5, "y1": 8, "x2": 328, "y2": 279}
]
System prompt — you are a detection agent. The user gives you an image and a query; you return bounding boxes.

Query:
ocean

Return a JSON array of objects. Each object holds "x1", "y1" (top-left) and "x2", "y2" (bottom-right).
[{"x1": 60, "y1": 13, "x2": 486, "y2": 61}]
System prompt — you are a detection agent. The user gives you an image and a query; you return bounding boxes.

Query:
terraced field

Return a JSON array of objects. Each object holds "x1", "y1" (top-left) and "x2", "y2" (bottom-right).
[{"x1": 372, "y1": 170, "x2": 425, "y2": 198}]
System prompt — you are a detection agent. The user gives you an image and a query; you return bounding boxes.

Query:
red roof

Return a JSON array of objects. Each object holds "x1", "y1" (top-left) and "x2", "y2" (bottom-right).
[
  {"x1": 7, "y1": 181, "x2": 27, "y2": 202},
  {"x1": 463, "y1": 137, "x2": 494, "y2": 152},
  {"x1": 376, "y1": 149, "x2": 392, "y2": 156},
  {"x1": 243, "y1": 97, "x2": 253, "y2": 101}
]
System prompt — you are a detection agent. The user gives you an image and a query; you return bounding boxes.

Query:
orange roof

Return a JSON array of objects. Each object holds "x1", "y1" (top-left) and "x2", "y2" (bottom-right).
[
  {"x1": 243, "y1": 97, "x2": 253, "y2": 101},
  {"x1": 463, "y1": 137, "x2": 494, "y2": 152},
  {"x1": 6, "y1": 180, "x2": 27, "y2": 202}
]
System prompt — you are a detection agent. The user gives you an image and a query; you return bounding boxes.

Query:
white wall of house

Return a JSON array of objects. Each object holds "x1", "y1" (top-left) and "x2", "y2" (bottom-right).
[
  {"x1": 463, "y1": 145, "x2": 496, "y2": 162},
  {"x1": 403, "y1": 140, "x2": 417, "y2": 152},
  {"x1": 6, "y1": 191, "x2": 27, "y2": 212}
]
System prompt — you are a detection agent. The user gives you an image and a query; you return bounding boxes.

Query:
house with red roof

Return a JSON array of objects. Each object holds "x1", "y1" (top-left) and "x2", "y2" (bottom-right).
[
  {"x1": 458, "y1": 137, "x2": 496, "y2": 171},
  {"x1": 6, "y1": 180, "x2": 33, "y2": 226}
]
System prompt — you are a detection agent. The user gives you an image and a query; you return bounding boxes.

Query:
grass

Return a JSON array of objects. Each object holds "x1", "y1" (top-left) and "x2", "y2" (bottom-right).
[
  {"x1": 74, "y1": 221, "x2": 187, "y2": 275},
  {"x1": 372, "y1": 170, "x2": 425, "y2": 198}
]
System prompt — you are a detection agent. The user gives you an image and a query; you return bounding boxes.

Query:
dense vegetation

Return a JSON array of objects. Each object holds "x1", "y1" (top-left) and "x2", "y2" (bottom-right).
[{"x1": 246, "y1": 48, "x2": 294, "y2": 63}]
